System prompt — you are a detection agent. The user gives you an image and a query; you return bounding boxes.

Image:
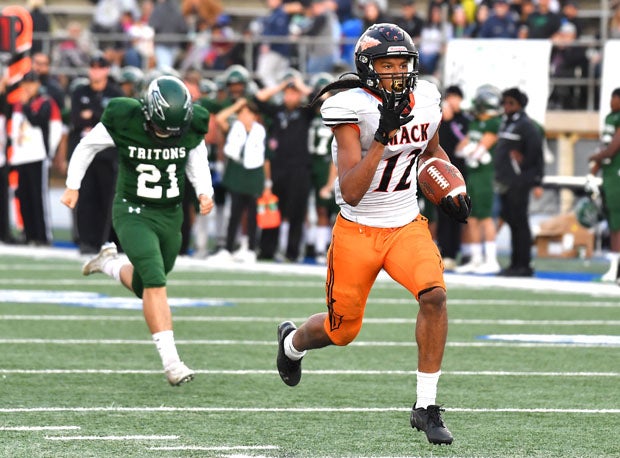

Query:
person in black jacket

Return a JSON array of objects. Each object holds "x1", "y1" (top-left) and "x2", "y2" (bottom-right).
[
  {"x1": 494, "y1": 87, "x2": 544, "y2": 277},
  {"x1": 253, "y1": 75, "x2": 314, "y2": 262},
  {"x1": 69, "y1": 53, "x2": 123, "y2": 254}
]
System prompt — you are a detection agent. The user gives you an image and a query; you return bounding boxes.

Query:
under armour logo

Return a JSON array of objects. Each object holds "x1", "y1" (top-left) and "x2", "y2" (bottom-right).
[{"x1": 129, "y1": 206, "x2": 141, "y2": 214}]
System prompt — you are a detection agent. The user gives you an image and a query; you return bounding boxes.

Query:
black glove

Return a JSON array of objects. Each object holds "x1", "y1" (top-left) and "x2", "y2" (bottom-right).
[
  {"x1": 374, "y1": 89, "x2": 414, "y2": 145},
  {"x1": 439, "y1": 194, "x2": 471, "y2": 224}
]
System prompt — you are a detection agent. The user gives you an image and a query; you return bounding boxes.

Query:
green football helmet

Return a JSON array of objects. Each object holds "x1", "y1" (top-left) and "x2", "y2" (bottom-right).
[
  {"x1": 310, "y1": 72, "x2": 335, "y2": 93},
  {"x1": 472, "y1": 84, "x2": 502, "y2": 117},
  {"x1": 224, "y1": 64, "x2": 250, "y2": 86},
  {"x1": 574, "y1": 196, "x2": 601, "y2": 228},
  {"x1": 142, "y1": 76, "x2": 193, "y2": 138},
  {"x1": 119, "y1": 66, "x2": 145, "y2": 85},
  {"x1": 199, "y1": 78, "x2": 218, "y2": 99}
]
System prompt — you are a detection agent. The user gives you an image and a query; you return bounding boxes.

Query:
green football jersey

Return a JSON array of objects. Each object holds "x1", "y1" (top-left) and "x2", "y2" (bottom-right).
[
  {"x1": 101, "y1": 97, "x2": 210, "y2": 207},
  {"x1": 601, "y1": 110, "x2": 620, "y2": 193}
]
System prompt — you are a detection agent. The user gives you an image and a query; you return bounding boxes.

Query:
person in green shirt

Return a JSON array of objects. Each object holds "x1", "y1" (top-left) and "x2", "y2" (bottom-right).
[
  {"x1": 455, "y1": 84, "x2": 503, "y2": 274},
  {"x1": 61, "y1": 76, "x2": 214, "y2": 386},
  {"x1": 589, "y1": 87, "x2": 620, "y2": 283}
]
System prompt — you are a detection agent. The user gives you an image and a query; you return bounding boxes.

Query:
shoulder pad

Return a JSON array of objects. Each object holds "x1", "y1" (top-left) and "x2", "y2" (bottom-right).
[
  {"x1": 190, "y1": 103, "x2": 210, "y2": 136},
  {"x1": 101, "y1": 97, "x2": 142, "y2": 129}
]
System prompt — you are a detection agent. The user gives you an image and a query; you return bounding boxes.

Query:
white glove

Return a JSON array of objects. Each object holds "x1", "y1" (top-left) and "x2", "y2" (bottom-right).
[{"x1": 584, "y1": 173, "x2": 600, "y2": 198}]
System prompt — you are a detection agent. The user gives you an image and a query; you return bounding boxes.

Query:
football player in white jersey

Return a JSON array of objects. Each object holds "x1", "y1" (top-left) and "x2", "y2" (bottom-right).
[{"x1": 276, "y1": 23, "x2": 470, "y2": 445}]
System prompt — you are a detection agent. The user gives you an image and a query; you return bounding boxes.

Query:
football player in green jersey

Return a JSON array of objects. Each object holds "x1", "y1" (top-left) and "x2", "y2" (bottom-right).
[
  {"x1": 455, "y1": 84, "x2": 503, "y2": 275},
  {"x1": 61, "y1": 76, "x2": 214, "y2": 385},
  {"x1": 589, "y1": 87, "x2": 620, "y2": 283}
]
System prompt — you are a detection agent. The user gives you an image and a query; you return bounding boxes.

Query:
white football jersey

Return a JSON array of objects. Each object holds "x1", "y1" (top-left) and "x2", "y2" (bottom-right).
[{"x1": 320, "y1": 80, "x2": 442, "y2": 227}]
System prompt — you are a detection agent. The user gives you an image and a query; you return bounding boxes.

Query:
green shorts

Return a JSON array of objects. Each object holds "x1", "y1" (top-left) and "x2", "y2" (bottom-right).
[
  {"x1": 466, "y1": 165, "x2": 494, "y2": 219},
  {"x1": 112, "y1": 198, "x2": 183, "y2": 298}
]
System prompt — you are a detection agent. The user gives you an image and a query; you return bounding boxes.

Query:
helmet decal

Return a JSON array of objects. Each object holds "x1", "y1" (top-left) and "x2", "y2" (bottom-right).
[{"x1": 150, "y1": 86, "x2": 171, "y2": 120}]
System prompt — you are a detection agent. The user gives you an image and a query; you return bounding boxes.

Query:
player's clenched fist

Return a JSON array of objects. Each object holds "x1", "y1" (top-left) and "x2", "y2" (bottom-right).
[
  {"x1": 198, "y1": 194, "x2": 214, "y2": 215},
  {"x1": 61, "y1": 188, "x2": 79, "y2": 209}
]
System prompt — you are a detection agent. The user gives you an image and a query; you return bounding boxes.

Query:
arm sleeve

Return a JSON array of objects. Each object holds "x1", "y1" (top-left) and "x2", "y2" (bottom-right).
[
  {"x1": 65, "y1": 122, "x2": 115, "y2": 189},
  {"x1": 186, "y1": 141, "x2": 214, "y2": 198}
]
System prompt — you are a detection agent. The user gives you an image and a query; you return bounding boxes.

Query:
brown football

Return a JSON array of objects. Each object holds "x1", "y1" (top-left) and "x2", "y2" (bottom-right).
[{"x1": 417, "y1": 157, "x2": 467, "y2": 206}]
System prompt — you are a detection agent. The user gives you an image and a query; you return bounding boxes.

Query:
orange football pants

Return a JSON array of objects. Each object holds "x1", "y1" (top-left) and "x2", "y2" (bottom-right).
[{"x1": 323, "y1": 213, "x2": 446, "y2": 346}]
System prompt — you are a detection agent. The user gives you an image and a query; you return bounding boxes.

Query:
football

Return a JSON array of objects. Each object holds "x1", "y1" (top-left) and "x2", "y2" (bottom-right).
[{"x1": 417, "y1": 157, "x2": 467, "y2": 206}]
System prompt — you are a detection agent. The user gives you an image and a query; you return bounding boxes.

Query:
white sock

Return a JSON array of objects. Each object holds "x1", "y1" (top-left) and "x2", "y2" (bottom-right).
[
  {"x1": 470, "y1": 243, "x2": 483, "y2": 264},
  {"x1": 238, "y1": 235, "x2": 249, "y2": 251},
  {"x1": 279, "y1": 221, "x2": 290, "y2": 255},
  {"x1": 152, "y1": 330, "x2": 181, "y2": 369},
  {"x1": 193, "y1": 214, "x2": 209, "y2": 253},
  {"x1": 460, "y1": 243, "x2": 472, "y2": 258},
  {"x1": 283, "y1": 330, "x2": 306, "y2": 361},
  {"x1": 484, "y1": 241, "x2": 498, "y2": 264},
  {"x1": 416, "y1": 370, "x2": 441, "y2": 409},
  {"x1": 315, "y1": 226, "x2": 331, "y2": 255},
  {"x1": 101, "y1": 257, "x2": 128, "y2": 282}
]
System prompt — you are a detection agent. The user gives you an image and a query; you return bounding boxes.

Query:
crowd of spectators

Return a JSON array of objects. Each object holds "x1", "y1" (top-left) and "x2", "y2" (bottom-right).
[{"x1": 22, "y1": 0, "x2": 612, "y2": 102}]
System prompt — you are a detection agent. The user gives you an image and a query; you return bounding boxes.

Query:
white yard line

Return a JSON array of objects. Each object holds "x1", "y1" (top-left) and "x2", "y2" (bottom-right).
[
  {"x1": 0, "y1": 426, "x2": 80, "y2": 431},
  {"x1": 149, "y1": 445, "x2": 279, "y2": 451},
  {"x1": 1, "y1": 406, "x2": 618, "y2": 414},
  {"x1": 0, "y1": 338, "x2": 616, "y2": 348},
  {"x1": 0, "y1": 369, "x2": 617, "y2": 377},
  {"x1": 44, "y1": 435, "x2": 178, "y2": 441},
  {"x1": 1, "y1": 314, "x2": 620, "y2": 325}
]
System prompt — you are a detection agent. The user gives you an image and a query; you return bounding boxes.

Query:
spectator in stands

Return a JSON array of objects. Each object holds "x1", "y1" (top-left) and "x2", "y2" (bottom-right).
[
  {"x1": 561, "y1": 0, "x2": 583, "y2": 37},
  {"x1": 395, "y1": 0, "x2": 425, "y2": 45},
  {"x1": 54, "y1": 21, "x2": 92, "y2": 89},
  {"x1": 181, "y1": 0, "x2": 223, "y2": 29},
  {"x1": 548, "y1": 21, "x2": 588, "y2": 109},
  {"x1": 292, "y1": 0, "x2": 342, "y2": 74},
  {"x1": 494, "y1": 87, "x2": 544, "y2": 277},
  {"x1": 609, "y1": 1, "x2": 620, "y2": 39},
  {"x1": 91, "y1": 0, "x2": 139, "y2": 50},
  {"x1": 125, "y1": 0, "x2": 155, "y2": 69},
  {"x1": 69, "y1": 53, "x2": 123, "y2": 254},
  {"x1": 32, "y1": 52, "x2": 66, "y2": 111},
  {"x1": 520, "y1": 0, "x2": 562, "y2": 39},
  {"x1": 255, "y1": 0, "x2": 296, "y2": 88},
  {"x1": 202, "y1": 14, "x2": 238, "y2": 71},
  {"x1": 588, "y1": 88, "x2": 620, "y2": 283},
  {"x1": 28, "y1": 0, "x2": 50, "y2": 55},
  {"x1": 9, "y1": 71, "x2": 62, "y2": 246},
  {"x1": 359, "y1": 0, "x2": 391, "y2": 31},
  {"x1": 478, "y1": 0, "x2": 519, "y2": 38},
  {"x1": 465, "y1": 2, "x2": 491, "y2": 38},
  {"x1": 253, "y1": 75, "x2": 314, "y2": 262},
  {"x1": 451, "y1": 6, "x2": 471, "y2": 38},
  {"x1": 516, "y1": 0, "x2": 535, "y2": 37},
  {"x1": 419, "y1": 4, "x2": 453, "y2": 76},
  {"x1": 334, "y1": 0, "x2": 355, "y2": 22},
  {"x1": 149, "y1": 0, "x2": 189, "y2": 70},
  {"x1": 436, "y1": 85, "x2": 470, "y2": 270}
]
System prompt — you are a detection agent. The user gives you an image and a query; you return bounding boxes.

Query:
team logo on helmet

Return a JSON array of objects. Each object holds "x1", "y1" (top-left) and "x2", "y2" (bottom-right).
[
  {"x1": 149, "y1": 87, "x2": 170, "y2": 121},
  {"x1": 356, "y1": 36, "x2": 381, "y2": 52}
]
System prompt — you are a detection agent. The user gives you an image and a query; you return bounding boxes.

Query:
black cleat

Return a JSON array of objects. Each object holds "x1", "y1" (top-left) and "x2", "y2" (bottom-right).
[
  {"x1": 277, "y1": 321, "x2": 303, "y2": 386},
  {"x1": 410, "y1": 404, "x2": 454, "y2": 445}
]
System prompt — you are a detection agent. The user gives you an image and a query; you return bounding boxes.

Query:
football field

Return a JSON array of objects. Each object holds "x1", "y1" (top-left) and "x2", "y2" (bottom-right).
[{"x1": 0, "y1": 246, "x2": 619, "y2": 458}]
